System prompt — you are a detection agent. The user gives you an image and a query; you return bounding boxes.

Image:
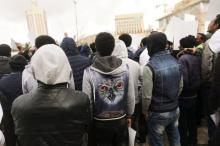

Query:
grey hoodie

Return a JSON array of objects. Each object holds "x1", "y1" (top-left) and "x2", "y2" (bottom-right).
[{"x1": 83, "y1": 56, "x2": 135, "y2": 119}]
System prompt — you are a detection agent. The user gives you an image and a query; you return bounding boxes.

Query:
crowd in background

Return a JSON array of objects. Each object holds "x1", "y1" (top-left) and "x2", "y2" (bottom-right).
[{"x1": 0, "y1": 14, "x2": 220, "y2": 146}]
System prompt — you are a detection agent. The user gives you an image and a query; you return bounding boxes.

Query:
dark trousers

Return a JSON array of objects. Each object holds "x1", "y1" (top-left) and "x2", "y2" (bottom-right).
[
  {"x1": 197, "y1": 85, "x2": 206, "y2": 125},
  {"x1": 1, "y1": 113, "x2": 16, "y2": 146},
  {"x1": 209, "y1": 117, "x2": 220, "y2": 146},
  {"x1": 132, "y1": 102, "x2": 147, "y2": 144},
  {"x1": 208, "y1": 116, "x2": 216, "y2": 142},
  {"x1": 179, "y1": 99, "x2": 197, "y2": 146},
  {"x1": 93, "y1": 118, "x2": 128, "y2": 146}
]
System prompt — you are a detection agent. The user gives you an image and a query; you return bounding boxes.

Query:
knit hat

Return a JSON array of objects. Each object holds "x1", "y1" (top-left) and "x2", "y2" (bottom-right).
[
  {"x1": 9, "y1": 55, "x2": 27, "y2": 71},
  {"x1": 0, "y1": 44, "x2": 11, "y2": 57}
]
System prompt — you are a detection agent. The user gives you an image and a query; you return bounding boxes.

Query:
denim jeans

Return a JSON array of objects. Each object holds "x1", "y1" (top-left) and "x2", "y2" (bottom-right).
[{"x1": 148, "y1": 108, "x2": 180, "y2": 146}]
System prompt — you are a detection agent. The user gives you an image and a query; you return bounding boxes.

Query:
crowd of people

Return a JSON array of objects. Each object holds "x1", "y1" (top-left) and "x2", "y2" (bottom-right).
[{"x1": 0, "y1": 14, "x2": 220, "y2": 146}]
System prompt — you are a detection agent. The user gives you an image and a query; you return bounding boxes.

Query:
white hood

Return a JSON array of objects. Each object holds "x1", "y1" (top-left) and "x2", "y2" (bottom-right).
[
  {"x1": 112, "y1": 40, "x2": 128, "y2": 58},
  {"x1": 209, "y1": 29, "x2": 220, "y2": 53},
  {"x1": 31, "y1": 44, "x2": 72, "y2": 85}
]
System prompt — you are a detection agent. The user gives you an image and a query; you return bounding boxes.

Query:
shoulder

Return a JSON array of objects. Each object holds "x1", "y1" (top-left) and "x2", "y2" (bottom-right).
[
  {"x1": 65, "y1": 89, "x2": 90, "y2": 104},
  {"x1": 126, "y1": 59, "x2": 140, "y2": 69},
  {"x1": 12, "y1": 93, "x2": 31, "y2": 111}
]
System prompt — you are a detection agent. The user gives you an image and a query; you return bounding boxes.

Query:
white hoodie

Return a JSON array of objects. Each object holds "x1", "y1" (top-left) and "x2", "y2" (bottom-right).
[
  {"x1": 30, "y1": 44, "x2": 73, "y2": 85},
  {"x1": 112, "y1": 40, "x2": 141, "y2": 104}
]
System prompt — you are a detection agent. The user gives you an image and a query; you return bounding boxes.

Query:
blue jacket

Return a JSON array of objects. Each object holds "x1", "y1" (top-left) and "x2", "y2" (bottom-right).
[
  {"x1": 0, "y1": 72, "x2": 23, "y2": 146},
  {"x1": 128, "y1": 50, "x2": 134, "y2": 60},
  {"x1": 147, "y1": 51, "x2": 181, "y2": 112},
  {"x1": 61, "y1": 37, "x2": 91, "y2": 91},
  {"x1": 80, "y1": 45, "x2": 91, "y2": 57},
  {"x1": 0, "y1": 72, "x2": 23, "y2": 108}
]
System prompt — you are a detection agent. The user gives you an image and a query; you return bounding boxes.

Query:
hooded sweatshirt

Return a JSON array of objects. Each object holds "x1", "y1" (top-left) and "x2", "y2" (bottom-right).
[
  {"x1": 112, "y1": 40, "x2": 141, "y2": 104},
  {"x1": 22, "y1": 45, "x2": 75, "y2": 93},
  {"x1": 31, "y1": 44, "x2": 72, "y2": 85},
  {"x1": 83, "y1": 56, "x2": 135, "y2": 120},
  {"x1": 61, "y1": 37, "x2": 91, "y2": 91}
]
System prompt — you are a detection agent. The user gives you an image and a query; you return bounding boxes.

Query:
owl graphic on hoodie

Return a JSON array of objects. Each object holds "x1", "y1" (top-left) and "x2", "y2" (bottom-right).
[{"x1": 90, "y1": 70, "x2": 129, "y2": 120}]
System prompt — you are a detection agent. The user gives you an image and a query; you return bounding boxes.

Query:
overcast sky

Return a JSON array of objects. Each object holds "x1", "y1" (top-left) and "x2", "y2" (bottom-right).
[{"x1": 0, "y1": 0, "x2": 181, "y2": 44}]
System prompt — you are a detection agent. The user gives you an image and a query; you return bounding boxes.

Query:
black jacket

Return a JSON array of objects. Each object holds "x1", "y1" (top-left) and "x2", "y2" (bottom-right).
[
  {"x1": 0, "y1": 56, "x2": 11, "y2": 79},
  {"x1": 12, "y1": 84, "x2": 91, "y2": 146}
]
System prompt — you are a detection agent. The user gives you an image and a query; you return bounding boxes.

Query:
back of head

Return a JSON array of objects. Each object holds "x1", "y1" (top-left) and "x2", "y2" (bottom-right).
[
  {"x1": 60, "y1": 37, "x2": 78, "y2": 56},
  {"x1": 31, "y1": 44, "x2": 72, "y2": 85},
  {"x1": 95, "y1": 32, "x2": 115, "y2": 57},
  {"x1": 179, "y1": 35, "x2": 197, "y2": 49},
  {"x1": 35, "y1": 35, "x2": 56, "y2": 49},
  {"x1": 112, "y1": 40, "x2": 128, "y2": 58},
  {"x1": 215, "y1": 14, "x2": 220, "y2": 30},
  {"x1": 80, "y1": 45, "x2": 91, "y2": 57},
  {"x1": 0, "y1": 44, "x2": 11, "y2": 57},
  {"x1": 118, "y1": 33, "x2": 132, "y2": 47},
  {"x1": 90, "y1": 42, "x2": 96, "y2": 53},
  {"x1": 147, "y1": 32, "x2": 167, "y2": 56},
  {"x1": 9, "y1": 55, "x2": 27, "y2": 72},
  {"x1": 140, "y1": 37, "x2": 150, "y2": 48}
]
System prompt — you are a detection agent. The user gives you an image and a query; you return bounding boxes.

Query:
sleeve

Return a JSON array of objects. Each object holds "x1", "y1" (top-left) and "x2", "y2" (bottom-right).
[
  {"x1": 127, "y1": 69, "x2": 135, "y2": 117},
  {"x1": 82, "y1": 69, "x2": 92, "y2": 101},
  {"x1": 201, "y1": 42, "x2": 214, "y2": 83},
  {"x1": 139, "y1": 49, "x2": 150, "y2": 66},
  {"x1": 22, "y1": 68, "x2": 38, "y2": 94},
  {"x1": 82, "y1": 69, "x2": 93, "y2": 119},
  {"x1": 142, "y1": 66, "x2": 153, "y2": 114}
]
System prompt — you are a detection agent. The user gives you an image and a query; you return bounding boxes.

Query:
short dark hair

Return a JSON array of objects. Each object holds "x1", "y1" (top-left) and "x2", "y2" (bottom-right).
[
  {"x1": 118, "y1": 33, "x2": 132, "y2": 47},
  {"x1": 147, "y1": 32, "x2": 167, "y2": 56},
  {"x1": 90, "y1": 42, "x2": 96, "y2": 53},
  {"x1": 180, "y1": 35, "x2": 197, "y2": 48},
  {"x1": 9, "y1": 55, "x2": 27, "y2": 72},
  {"x1": 215, "y1": 14, "x2": 220, "y2": 29},
  {"x1": 197, "y1": 33, "x2": 206, "y2": 42},
  {"x1": 95, "y1": 32, "x2": 115, "y2": 56},
  {"x1": 167, "y1": 40, "x2": 173, "y2": 46},
  {"x1": 140, "y1": 37, "x2": 150, "y2": 48},
  {"x1": 35, "y1": 35, "x2": 56, "y2": 49},
  {"x1": 0, "y1": 44, "x2": 11, "y2": 57}
]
